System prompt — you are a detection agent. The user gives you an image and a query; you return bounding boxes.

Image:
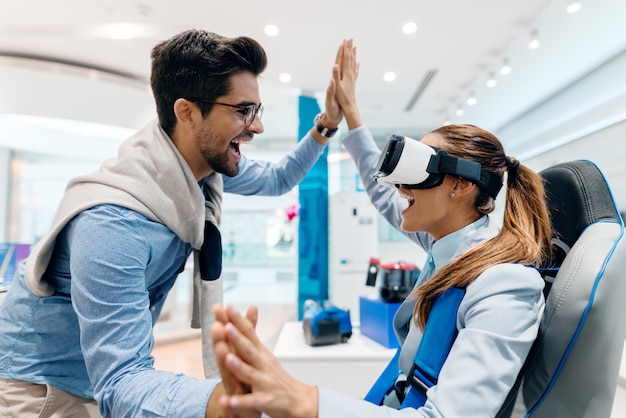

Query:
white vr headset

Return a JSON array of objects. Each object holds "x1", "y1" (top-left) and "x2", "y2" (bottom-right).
[{"x1": 373, "y1": 134, "x2": 503, "y2": 199}]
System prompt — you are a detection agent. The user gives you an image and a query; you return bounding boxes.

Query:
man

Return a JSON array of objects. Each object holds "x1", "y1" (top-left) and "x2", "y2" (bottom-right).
[{"x1": 0, "y1": 29, "x2": 342, "y2": 417}]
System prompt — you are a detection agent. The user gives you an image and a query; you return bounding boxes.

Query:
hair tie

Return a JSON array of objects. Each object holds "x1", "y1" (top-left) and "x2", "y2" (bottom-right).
[{"x1": 505, "y1": 156, "x2": 520, "y2": 171}]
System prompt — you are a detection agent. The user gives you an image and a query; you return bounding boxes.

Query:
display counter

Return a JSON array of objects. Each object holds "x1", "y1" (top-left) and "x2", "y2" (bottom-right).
[{"x1": 273, "y1": 321, "x2": 397, "y2": 398}]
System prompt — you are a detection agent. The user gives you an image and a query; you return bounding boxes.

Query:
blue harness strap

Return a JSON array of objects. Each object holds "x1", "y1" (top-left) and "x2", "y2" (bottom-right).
[
  {"x1": 401, "y1": 286, "x2": 466, "y2": 408},
  {"x1": 363, "y1": 347, "x2": 401, "y2": 404},
  {"x1": 364, "y1": 286, "x2": 466, "y2": 409}
]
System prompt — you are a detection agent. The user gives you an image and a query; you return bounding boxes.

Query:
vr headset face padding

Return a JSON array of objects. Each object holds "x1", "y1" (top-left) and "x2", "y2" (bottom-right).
[{"x1": 373, "y1": 134, "x2": 503, "y2": 199}]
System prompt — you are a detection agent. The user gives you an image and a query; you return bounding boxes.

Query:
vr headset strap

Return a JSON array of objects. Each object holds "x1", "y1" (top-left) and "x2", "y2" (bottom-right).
[
  {"x1": 431, "y1": 153, "x2": 481, "y2": 182},
  {"x1": 432, "y1": 153, "x2": 502, "y2": 199},
  {"x1": 363, "y1": 286, "x2": 466, "y2": 409}
]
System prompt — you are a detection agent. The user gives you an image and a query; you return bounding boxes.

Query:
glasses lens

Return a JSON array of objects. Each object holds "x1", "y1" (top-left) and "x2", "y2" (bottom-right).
[
  {"x1": 245, "y1": 104, "x2": 263, "y2": 126},
  {"x1": 257, "y1": 104, "x2": 264, "y2": 120},
  {"x1": 245, "y1": 106, "x2": 255, "y2": 126}
]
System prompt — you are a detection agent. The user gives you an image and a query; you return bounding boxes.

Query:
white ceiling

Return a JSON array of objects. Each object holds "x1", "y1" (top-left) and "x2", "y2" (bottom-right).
[{"x1": 1, "y1": 0, "x2": 625, "y2": 153}]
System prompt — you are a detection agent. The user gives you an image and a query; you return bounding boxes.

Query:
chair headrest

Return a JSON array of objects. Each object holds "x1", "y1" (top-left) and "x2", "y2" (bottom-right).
[{"x1": 540, "y1": 160, "x2": 621, "y2": 267}]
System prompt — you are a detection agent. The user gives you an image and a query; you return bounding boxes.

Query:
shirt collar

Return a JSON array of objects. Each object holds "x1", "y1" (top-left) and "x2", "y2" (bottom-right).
[{"x1": 430, "y1": 216, "x2": 488, "y2": 271}]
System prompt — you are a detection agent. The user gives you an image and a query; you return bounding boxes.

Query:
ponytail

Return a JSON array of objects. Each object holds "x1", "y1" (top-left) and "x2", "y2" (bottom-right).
[{"x1": 411, "y1": 125, "x2": 552, "y2": 329}]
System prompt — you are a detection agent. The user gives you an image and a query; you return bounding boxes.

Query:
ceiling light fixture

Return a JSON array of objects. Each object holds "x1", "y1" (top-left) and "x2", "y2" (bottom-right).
[
  {"x1": 486, "y1": 73, "x2": 498, "y2": 88},
  {"x1": 455, "y1": 106, "x2": 465, "y2": 117},
  {"x1": 278, "y1": 73, "x2": 291, "y2": 83},
  {"x1": 402, "y1": 22, "x2": 418, "y2": 35},
  {"x1": 383, "y1": 72, "x2": 397, "y2": 82},
  {"x1": 500, "y1": 59, "x2": 512, "y2": 75},
  {"x1": 566, "y1": 1, "x2": 582, "y2": 14},
  {"x1": 264, "y1": 25, "x2": 279, "y2": 36},
  {"x1": 528, "y1": 30, "x2": 540, "y2": 49},
  {"x1": 466, "y1": 93, "x2": 477, "y2": 106}
]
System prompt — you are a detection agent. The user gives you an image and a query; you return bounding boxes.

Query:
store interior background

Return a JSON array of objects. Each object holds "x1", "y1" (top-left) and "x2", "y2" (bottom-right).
[{"x1": 1, "y1": 0, "x2": 625, "y2": 414}]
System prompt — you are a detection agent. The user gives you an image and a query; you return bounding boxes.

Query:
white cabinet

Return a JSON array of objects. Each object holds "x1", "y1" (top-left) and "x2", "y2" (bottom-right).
[{"x1": 328, "y1": 192, "x2": 379, "y2": 320}]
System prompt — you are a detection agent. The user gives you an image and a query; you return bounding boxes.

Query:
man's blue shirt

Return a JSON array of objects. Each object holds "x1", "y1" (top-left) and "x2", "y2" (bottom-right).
[
  {"x1": 0, "y1": 130, "x2": 326, "y2": 417},
  {"x1": 0, "y1": 205, "x2": 215, "y2": 417}
]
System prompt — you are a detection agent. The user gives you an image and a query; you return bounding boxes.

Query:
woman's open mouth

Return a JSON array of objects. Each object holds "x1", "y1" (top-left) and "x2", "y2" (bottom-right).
[{"x1": 399, "y1": 191, "x2": 415, "y2": 215}]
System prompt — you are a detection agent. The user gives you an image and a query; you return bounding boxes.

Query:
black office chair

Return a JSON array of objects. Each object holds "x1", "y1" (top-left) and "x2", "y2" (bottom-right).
[{"x1": 497, "y1": 160, "x2": 626, "y2": 417}]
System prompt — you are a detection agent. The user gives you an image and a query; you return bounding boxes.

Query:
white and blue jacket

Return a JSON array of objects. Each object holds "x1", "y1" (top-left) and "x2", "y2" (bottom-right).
[{"x1": 317, "y1": 126, "x2": 545, "y2": 417}]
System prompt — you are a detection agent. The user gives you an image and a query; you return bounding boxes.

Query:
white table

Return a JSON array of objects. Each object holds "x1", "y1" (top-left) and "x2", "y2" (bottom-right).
[{"x1": 273, "y1": 321, "x2": 397, "y2": 398}]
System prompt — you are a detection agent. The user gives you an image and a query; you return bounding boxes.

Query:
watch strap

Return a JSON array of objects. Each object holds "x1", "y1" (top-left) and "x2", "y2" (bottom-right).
[{"x1": 314, "y1": 113, "x2": 338, "y2": 138}]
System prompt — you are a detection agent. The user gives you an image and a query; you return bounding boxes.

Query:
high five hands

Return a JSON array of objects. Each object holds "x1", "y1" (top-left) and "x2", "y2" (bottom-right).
[
  {"x1": 210, "y1": 39, "x2": 360, "y2": 418},
  {"x1": 211, "y1": 304, "x2": 318, "y2": 418}
]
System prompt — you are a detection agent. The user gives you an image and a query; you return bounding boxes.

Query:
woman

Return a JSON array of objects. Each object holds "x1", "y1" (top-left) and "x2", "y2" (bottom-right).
[{"x1": 211, "y1": 40, "x2": 553, "y2": 418}]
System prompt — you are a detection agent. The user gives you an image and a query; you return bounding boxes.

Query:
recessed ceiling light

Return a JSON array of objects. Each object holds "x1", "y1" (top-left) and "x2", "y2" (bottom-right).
[
  {"x1": 264, "y1": 25, "x2": 279, "y2": 37},
  {"x1": 566, "y1": 1, "x2": 582, "y2": 14},
  {"x1": 279, "y1": 73, "x2": 291, "y2": 83},
  {"x1": 383, "y1": 72, "x2": 396, "y2": 82},
  {"x1": 455, "y1": 107, "x2": 465, "y2": 117},
  {"x1": 486, "y1": 73, "x2": 498, "y2": 88},
  {"x1": 528, "y1": 38, "x2": 540, "y2": 49},
  {"x1": 528, "y1": 30, "x2": 540, "y2": 49},
  {"x1": 402, "y1": 22, "x2": 418, "y2": 35},
  {"x1": 500, "y1": 59, "x2": 512, "y2": 75},
  {"x1": 466, "y1": 94, "x2": 477, "y2": 106}
]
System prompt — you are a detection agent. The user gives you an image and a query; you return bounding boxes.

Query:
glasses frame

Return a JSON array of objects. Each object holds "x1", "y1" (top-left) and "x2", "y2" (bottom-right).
[{"x1": 185, "y1": 98, "x2": 263, "y2": 127}]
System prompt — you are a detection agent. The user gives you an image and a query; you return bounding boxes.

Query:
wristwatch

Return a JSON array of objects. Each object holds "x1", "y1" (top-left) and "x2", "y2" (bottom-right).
[{"x1": 314, "y1": 113, "x2": 339, "y2": 138}]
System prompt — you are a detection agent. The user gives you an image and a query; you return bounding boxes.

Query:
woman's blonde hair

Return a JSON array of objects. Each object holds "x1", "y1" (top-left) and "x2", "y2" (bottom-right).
[{"x1": 412, "y1": 124, "x2": 552, "y2": 329}]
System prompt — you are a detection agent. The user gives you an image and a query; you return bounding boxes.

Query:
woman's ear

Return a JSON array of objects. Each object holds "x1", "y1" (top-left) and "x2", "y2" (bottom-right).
[{"x1": 450, "y1": 177, "x2": 477, "y2": 198}]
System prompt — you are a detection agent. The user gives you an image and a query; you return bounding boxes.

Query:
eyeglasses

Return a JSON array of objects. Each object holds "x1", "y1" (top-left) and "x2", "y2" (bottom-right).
[{"x1": 186, "y1": 98, "x2": 263, "y2": 127}]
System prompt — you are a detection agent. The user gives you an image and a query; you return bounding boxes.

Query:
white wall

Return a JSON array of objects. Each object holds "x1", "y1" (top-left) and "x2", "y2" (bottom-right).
[
  {"x1": 498, "y1": 48, "x2": 626, "y2": 209},
  {"x1": 0, "y1": 62, "x2": 154, "y2": 134},
  {"x1": 495, "y1": 48, "x2": 626, "y2": 211},
  {"x1": 525, "y1": 119, "x2": 626, "y2": 211}
]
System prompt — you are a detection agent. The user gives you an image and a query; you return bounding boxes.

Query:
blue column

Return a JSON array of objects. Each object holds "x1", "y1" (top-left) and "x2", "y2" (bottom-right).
[{"x1": 297, "y1": 95, "x2": 328, "y2": 319}]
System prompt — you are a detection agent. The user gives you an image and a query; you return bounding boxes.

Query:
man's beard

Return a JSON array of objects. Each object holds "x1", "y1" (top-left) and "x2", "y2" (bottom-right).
[
  {"x1": 197, "y1": 126, "x2": 240, "y2": 177},
  {"x1": 204, "y1": 148, "x2": 239, "y2": 177}
]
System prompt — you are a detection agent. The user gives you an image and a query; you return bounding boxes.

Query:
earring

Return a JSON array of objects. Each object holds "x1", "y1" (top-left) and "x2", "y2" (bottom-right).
[{"x1": 449, "y1": 192, "x2": 455, "y2": 198}]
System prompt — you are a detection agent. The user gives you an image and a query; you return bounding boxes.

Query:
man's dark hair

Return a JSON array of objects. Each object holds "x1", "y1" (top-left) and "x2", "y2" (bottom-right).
[{"x1": 150, "y1": 29, "x2": 268, "y2": 136}]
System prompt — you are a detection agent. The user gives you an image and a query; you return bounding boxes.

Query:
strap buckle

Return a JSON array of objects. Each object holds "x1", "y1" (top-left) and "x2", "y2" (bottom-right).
[{"x1": 406, "y1": 363, "x2": 433, "y2": 397}]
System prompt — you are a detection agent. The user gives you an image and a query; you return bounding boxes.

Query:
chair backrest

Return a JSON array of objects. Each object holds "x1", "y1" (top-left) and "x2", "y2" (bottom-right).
[{"x1": 498, "y1": 160, "x2": 626, "y2": 418}]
